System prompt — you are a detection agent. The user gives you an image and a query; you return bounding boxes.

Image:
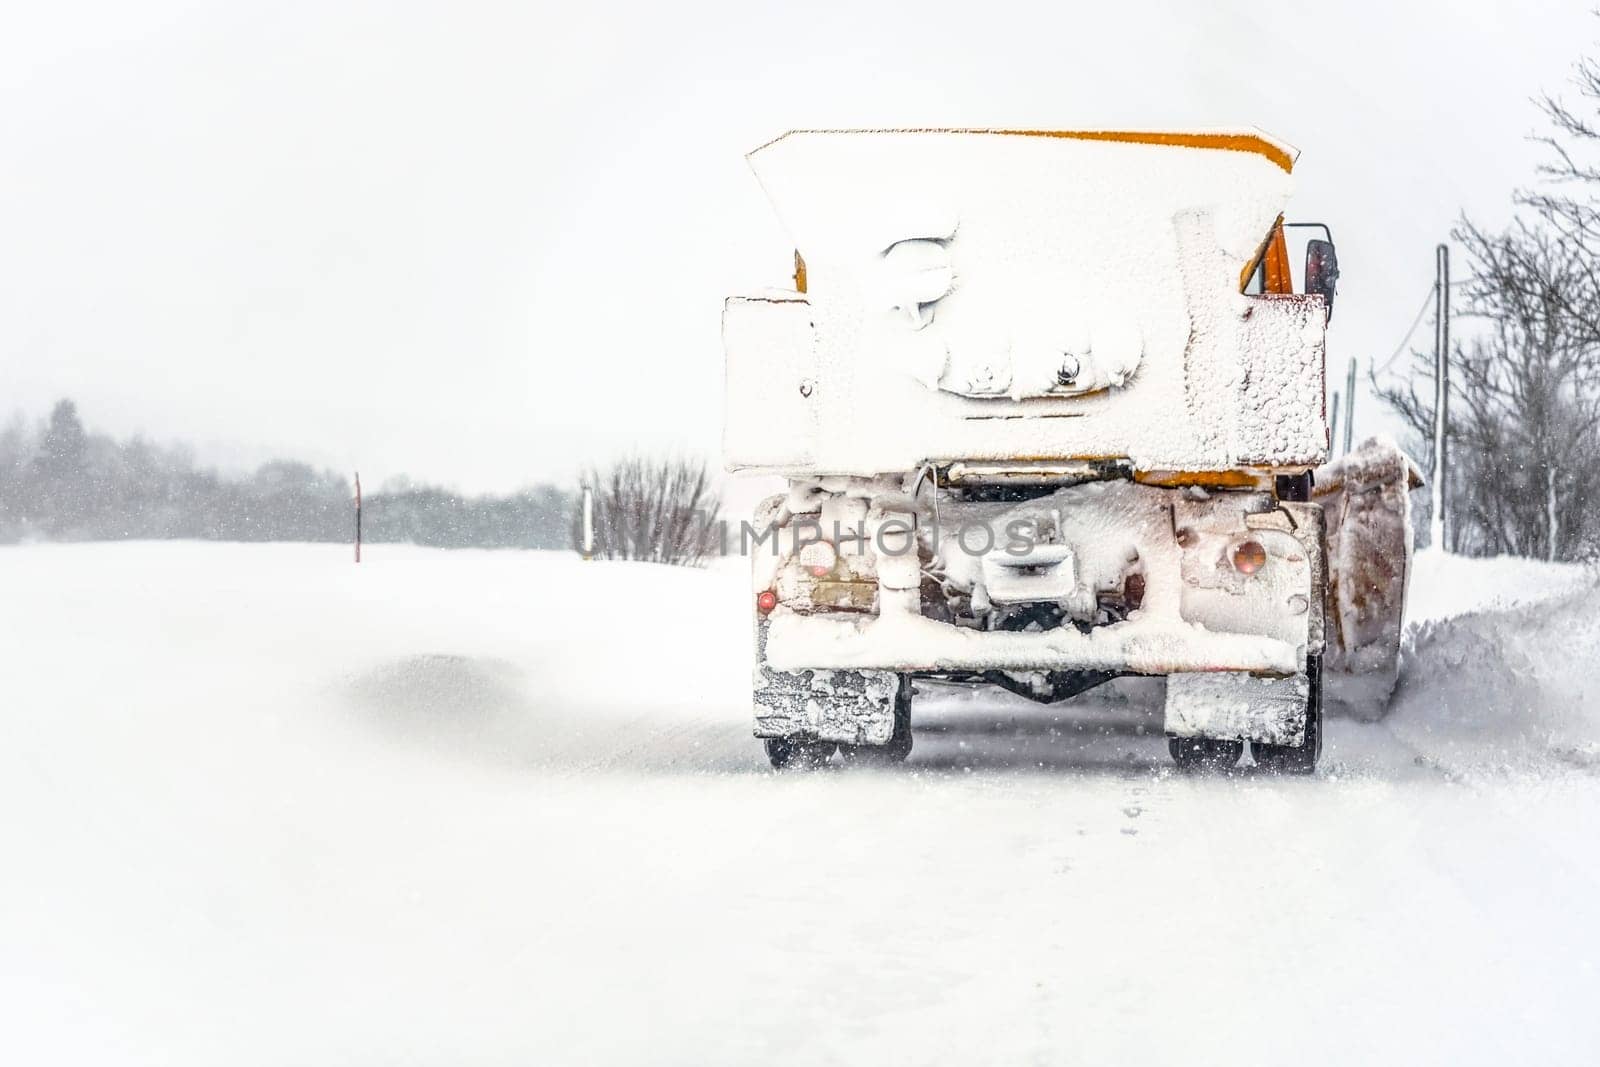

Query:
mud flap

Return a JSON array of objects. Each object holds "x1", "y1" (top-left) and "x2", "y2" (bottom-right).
[
  {"x1": 753, "y1": 621, "x2": 897, "y2": 745},
  {"x1": 1164, "y1": 671, "x2": 1311, "y2": 746},
  {"x1": 1314, "y1": 437, "x2": 1424, "y2": 720}
]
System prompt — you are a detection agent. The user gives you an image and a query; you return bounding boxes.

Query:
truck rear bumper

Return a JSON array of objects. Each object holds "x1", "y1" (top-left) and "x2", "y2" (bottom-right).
[{"x1": 764, "y1": 611, "x2": 1302, "y2": 677}]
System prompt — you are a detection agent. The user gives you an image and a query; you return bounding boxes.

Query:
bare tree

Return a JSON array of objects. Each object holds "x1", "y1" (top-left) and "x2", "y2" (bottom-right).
[
  {"x1": 1524, "y1": 39, "x2": 1600, "y2": 325},
  {"x1": 576, "y1": 455, "x2": 723, "y2": 566},
  {"x1": 1516, "y1": 33, "x2": 1600, "y2": 559},
  {"x1": 1374, "y1": 28, "x2": 1600, "y2": 562},
  {"x1": 1375, "y1": 220, "x2": 1600, "y2": 560}
]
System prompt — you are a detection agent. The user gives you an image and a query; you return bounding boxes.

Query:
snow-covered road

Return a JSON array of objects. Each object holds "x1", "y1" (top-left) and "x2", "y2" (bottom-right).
[{"x1": 3, "y1": 542, "x2": 1598, "y2": 1064}]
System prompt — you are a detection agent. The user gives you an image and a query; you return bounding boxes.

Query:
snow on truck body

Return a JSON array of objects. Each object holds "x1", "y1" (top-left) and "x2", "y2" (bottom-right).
[
  {"x1": 725, "y1": 129, "x2": 1339, "y2": 771},
  {"x1": 725, "y1": 129, "x2": 1325, "y2": 473}
]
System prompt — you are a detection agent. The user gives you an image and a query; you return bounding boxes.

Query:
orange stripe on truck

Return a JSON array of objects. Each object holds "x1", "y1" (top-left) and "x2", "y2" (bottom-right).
[{"x1": 755, "y1": 128, "x2": 1296, "y2": 173}]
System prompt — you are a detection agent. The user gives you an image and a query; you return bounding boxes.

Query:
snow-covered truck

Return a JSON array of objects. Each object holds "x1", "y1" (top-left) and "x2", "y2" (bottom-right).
[{"x1": 724, "y1": 128, "x2": 1405, "y2": 773}]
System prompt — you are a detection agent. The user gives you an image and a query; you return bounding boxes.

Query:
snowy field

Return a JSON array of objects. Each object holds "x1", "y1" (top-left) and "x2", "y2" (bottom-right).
[{"x1": 3, "y1": 541, "x2": 1599, "y2": 1065}]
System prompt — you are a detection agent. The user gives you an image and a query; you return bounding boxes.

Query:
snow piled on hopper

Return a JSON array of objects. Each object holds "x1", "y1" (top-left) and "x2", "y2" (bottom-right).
[{"x1": 725, "y1": 128, "x2": 1327, "y2": 476}]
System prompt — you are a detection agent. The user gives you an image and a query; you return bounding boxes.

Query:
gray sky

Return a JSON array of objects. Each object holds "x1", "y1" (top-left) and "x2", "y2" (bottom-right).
[{"x1": 2, "y1": 0, "x2": 1593, "y2": 491}]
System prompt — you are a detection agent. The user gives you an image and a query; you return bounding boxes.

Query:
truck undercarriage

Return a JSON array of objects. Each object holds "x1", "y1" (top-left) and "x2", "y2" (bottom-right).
[{"x1": 749, "y1": 469, "x2": 1328, "y2": 773}]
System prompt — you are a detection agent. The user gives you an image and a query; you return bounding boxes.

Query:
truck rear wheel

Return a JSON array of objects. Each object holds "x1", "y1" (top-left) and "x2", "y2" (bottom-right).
[
  {"x1": 764, "y1": 738, "x2": 837, "y2": 770},
  {"x1": 839, "y1": 676, "x2": 914, "y2": 766},
  {"x1": 1168, "y1": 736, "x2": 1244, "y2": 772},
  {"x1": 1252, "y1": 655, "x2": 1324, "y2": 775}
]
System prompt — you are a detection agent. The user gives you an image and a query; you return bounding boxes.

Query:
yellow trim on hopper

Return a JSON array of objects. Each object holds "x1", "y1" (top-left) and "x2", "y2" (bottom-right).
[{"x1": 754, "y1": 128, "x2": 1296, "y2": 173}]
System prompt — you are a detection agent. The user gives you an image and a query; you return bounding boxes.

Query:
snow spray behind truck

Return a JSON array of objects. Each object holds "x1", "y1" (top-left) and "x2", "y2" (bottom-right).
[{"x1": 724, "y1": 129, "x2": 1415, "y2": 772}]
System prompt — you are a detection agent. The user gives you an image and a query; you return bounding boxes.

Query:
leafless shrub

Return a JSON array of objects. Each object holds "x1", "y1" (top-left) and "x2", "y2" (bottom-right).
[{"x1": 574, "y1": 455, "x2": 723, "y2": 566}]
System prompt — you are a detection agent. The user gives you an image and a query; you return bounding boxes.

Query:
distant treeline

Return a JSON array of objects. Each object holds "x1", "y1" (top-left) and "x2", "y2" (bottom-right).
[{"x1": 0, "y1": 400, "x2": 572, "y2": 548}]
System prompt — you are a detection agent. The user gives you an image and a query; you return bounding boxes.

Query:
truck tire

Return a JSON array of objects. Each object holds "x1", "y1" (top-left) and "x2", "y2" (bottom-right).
[
  {"x1": 1168, "y1": 736, "x2": 1244, "y2": 772},
  {"x1": 764, "y1": 738, "x2": 837, "y2": 770},
  {"x1": 1252, "y1": 655, "x2": 1324, "y2": 775},
  {"x1": 839, "y1": 676, "x2": 914, "y2": 766}
]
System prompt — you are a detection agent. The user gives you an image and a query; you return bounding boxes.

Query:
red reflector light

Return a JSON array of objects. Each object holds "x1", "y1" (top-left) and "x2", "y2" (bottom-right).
[
  {"x1": 1232, "y1": 541, "x2": 1267, "y2": 575},
  {"x1": 756, "y1": 590, "x2": 778, "y2": 614},
  {"x1": 798, "y1": 541, "x2": 837, "y2": 577}
]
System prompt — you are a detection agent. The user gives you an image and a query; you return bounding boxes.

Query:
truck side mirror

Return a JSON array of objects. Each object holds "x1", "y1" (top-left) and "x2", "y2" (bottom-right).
[{"x1": 1305, "y1": 239, "x2": 1339, "y2": 319}]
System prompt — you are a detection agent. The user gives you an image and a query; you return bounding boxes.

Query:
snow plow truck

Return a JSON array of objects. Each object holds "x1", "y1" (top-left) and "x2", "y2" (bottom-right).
[{"x1": 724, "y1": 129, "x2": 1415, "y2": 773}]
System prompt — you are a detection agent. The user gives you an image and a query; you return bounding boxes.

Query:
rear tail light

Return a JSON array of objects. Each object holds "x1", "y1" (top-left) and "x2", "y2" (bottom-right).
[
  {"x1": 756, "y1": 589, "x2": 778, "y2": 614},
  {"x1": 1231, "y1": 540, "x2": 1267, "y2": 575}
]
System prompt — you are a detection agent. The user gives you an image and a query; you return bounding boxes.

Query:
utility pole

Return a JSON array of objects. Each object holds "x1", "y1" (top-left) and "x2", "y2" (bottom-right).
[
  {"x1": 1343, "y1": 356, "x2": 1357, "y2": 455},
  {"x1": 354, "y1": 471, "x2": 362, "y2": 564},
  {"x1": 1430, "y1": 244, "x2": 1450, "y2": 552},
  {"x1": 1329, "y1": 392, "x2": 1341, "y2": 458}
]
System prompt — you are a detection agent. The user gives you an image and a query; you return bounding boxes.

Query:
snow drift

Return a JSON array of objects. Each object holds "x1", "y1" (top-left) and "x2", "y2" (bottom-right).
[{"x1": 1387, "y1": 551, "x2": 1600, "y2": 772}]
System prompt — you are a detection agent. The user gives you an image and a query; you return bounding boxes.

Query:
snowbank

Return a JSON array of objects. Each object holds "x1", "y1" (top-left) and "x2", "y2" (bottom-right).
[
  {"x1": 1405, "y1": 547, "x2": 1592, "y2": 625},
  {"x1": 1387, "y1": 550, "x2": 1600, "y2": 772}
]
